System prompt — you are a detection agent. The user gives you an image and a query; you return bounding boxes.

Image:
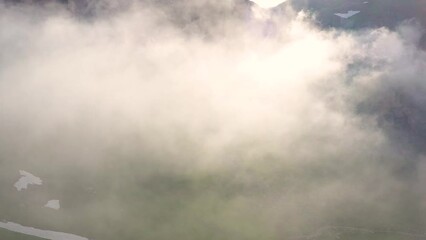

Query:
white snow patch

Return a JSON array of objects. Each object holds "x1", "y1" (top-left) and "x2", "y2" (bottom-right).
[
  {"x1": 14, "y1": 170, "x2": 42, "y2": 191},
  {"x1": 334, "y1": 10, "x2": 361, "y2": 19},
  {"x1": 44, "y1": 200, "x2": 60, "y2": 210},
  {"x1": 0, "y1": 221, "x2": 89, "y2": 240}
]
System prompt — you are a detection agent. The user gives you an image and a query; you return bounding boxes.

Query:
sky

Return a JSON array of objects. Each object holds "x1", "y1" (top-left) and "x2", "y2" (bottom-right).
[{"x1": 250, "y1": 0, "x2": 287, "y2": 8}]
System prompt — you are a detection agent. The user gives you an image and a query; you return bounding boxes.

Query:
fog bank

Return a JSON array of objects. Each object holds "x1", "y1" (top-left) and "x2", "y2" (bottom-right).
[{"x1": 1, "y1": 1, "x2": 426, "y2": 239}]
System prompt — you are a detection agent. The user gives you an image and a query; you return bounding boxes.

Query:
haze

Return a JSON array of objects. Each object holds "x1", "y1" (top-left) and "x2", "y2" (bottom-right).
[{"x1": 1, "y1": 1, "x2": 426, "y2": 240}]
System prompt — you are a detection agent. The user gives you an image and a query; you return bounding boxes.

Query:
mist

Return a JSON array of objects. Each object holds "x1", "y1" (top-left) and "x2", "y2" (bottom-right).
[{"x1": 1, "y1": 1, "x2": 426, "y2": 239}]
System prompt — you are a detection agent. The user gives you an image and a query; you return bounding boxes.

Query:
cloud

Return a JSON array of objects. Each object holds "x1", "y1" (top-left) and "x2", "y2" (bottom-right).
[{"x1": 0, "y1": 1, "x2": 426, "y2": 239}]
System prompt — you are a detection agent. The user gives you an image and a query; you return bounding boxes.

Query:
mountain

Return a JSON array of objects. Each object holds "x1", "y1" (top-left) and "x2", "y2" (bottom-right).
[{"x1": 288, "y1": 0, "x2": 426, "y2": 48}]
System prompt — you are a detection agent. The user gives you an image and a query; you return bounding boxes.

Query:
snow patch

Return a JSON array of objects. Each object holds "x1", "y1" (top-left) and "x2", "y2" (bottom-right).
[
  {"x1": 0, "y1": 221, "x2": 89, "y2": 240},
  {"x1": 44, "y1": 200, "x2": 60, "y2": 210},
  {"x1": 334, "y1": 10, "x2": 360, "y2": 19},
  {"x1": 14, "y1": 170, "x2": 42, "y2": 191}
]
